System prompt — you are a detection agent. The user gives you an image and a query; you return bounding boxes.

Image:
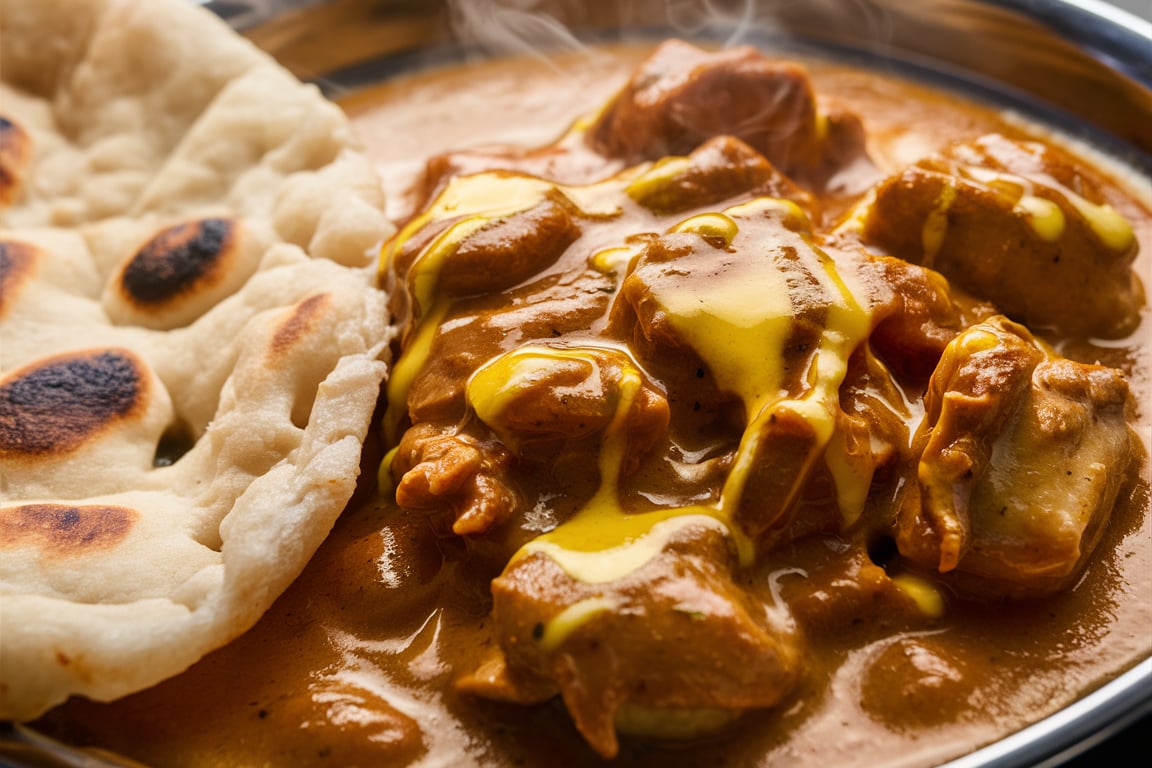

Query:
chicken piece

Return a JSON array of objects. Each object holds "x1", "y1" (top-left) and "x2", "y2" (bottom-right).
[
  {"x1": 391, "y1": 422, "x2": 521, "y2": 536},
  {"x1": 613, "y1": 198, "x2": 823, "y2": 400},
  {"x1": 458, "y1": 520, "x2": 801, "y2": 759},
  {"x1": 897, "y1": 316, "x2": 1136, "y2": 596},
  {"x1": 587, "y1": 40, "x2": 869, "y2": 188},
  {"x1": 861, "y1": 134, "x2": 1143, "y2": 338},
  {"x1": 394, "y1": 343, "x2": 669, "y2": 538},
  {"x1": 854, "y1": 252, "x2": 988, "y2": 381},
  {"x1": 731, "y1": 343, "x2": 910, "y2": 548},
  {"x1": 832, "y1": 346, "x2": 916, "y2": 495},
  {"x1": 437, "y1": 198, "x2": 579, "y2": 296},
  {"x1": 381, "y1": 173, "x2": 602, "y2": 441},
  {"x1": 466, "y1": 345, "x2": 669, "y2": 476},
  {"x1": 732, "y1": 404, "x2": 828, "y2": 540},
  {"x1": 775, "y1": 539, "x2": 940, "y2": 632},
  {"x1": 387, "y1": 189, "x2": 580, "y2": 330},
  {"x1": 613, "y1": 206, "x2": 828, "y2": 542},
  {"x1": 900, "y1": 317, "x2": 1048, "y2": 573},
  {"x1": 613, "y1": 199, "x2": 873, "y2": 540},
  {"x1": 625, "y1": 135, "x2": 817, "y2": 216},
  {"x1": 400, "y1": 273, "x2": 616, "y2": 431}
]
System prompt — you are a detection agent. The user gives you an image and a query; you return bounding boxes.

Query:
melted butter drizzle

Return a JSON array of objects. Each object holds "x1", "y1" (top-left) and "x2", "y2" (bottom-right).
[
  {"x1": 379, "y1": 173, "x2": 557, "y2": 445},
  {"x1": 380, "y1": 169, "x2": 876, "y2": 643},
  {"x1": 514, "y1": 202, "x2": 870, "y2": 588},
  {"x1": 379, "y1": 170, "x2": 646, "y2": 445},
  {"x1": 708, "y1": 200, "x2": 874, "y2": 532},
  {"x1": 473, "y1": 343, "x2": 745, "y2": 575},
  {"x1": 938, "y1": 164, "x2": 1134, "y2": 251}
]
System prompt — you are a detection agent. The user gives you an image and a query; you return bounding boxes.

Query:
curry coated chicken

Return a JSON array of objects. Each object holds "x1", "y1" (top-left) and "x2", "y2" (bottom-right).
[
  {"x1": 31, "y1": 39, "x2": 1149, "y2": 768},
  {"x1": 377, "y1": 41, "x2": 1143, "y2": 758}
]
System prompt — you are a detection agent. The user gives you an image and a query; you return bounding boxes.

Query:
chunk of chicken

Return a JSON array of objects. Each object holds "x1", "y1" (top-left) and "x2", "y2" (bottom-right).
[
  {"x1": 391, "y1": 422, "x2": 521, "y2": 536},
  {"x1": 465, "y1": 345, "x2": 669, "y2": 470},
  {"x1": 399, "y1": 273, "x2": 616, "y2": 432},
  {"x1": 626, "y1": 135, "x2": 817, "y2": 216},
  {"x1": 587, "y1": 40, "x2": 869, "y2": 188},
  {"x1": 458, "y1": 520, "x2": 801, "y2": 759},
  {"x1": 854, "y1": 252, "x2": 992, "y2": 381},
  {"x1": 897, "y1": 316, "x2": 1136, "y2": 596},
  {"x1": 612, "y1": 200, "x2": 875, "y2": 541},
  {"x1": 393, "y1": 344, "x2": 670, "y2": 538},
  {"x1": 387, "y1": 192, "x2": 581, "y2": 333},
  {"x1": 861, "y1": 134, "x2": 1143, "y2": 338},
  {"x1": 613, "y1": 199, "x2": 823, "y2": 399}
]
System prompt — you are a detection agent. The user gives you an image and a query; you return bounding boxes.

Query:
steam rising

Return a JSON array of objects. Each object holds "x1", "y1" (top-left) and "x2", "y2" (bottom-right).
[
  {"x1": 446, "y1": 0, "x2": 591, "y2": 62},
  {"x1": 444, "y1": 0, "x2": 773, "y2": 61},
  {"x1": 442, "y1": 0, "x2": 898, "y2": 72}
]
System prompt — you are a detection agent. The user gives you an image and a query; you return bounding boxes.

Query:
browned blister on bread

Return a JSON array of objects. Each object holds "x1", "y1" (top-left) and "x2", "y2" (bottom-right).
[
  {"x1": 0, "y1": 504, "x2": 138, "y2": 556},
  {"x1": 0, "y1": 346, "x2": 173, "y2": 505}
]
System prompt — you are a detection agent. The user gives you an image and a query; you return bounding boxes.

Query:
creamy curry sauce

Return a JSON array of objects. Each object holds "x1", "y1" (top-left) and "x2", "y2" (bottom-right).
[{"x1": 37, "y1": 42, "x2": 1151, "y2": 768}]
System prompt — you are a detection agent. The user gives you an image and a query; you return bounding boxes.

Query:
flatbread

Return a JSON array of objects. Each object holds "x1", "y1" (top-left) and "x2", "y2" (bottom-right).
[{"x1": 0, "y1": 0, "x2": 394, "y2": 719}]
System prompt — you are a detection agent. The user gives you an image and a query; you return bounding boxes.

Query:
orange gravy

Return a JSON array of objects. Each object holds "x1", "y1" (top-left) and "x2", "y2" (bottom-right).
[{"x1": 36, "y1": 44, "x2": 1151, "y2": 768}]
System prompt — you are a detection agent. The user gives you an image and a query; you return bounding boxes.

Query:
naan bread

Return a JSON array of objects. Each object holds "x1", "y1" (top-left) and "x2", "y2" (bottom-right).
[{"x1": 0, "y1": 0, "x2": 394, "y2": 719}]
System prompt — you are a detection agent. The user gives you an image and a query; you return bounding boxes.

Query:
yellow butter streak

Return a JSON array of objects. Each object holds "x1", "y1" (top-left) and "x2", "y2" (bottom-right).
[
  {"x1": 653, "y1": 256, "x2": 791, "y2": 410},
  {"x1": 625, "y1": 156, "x2": 694, "y2": 204},
  {"x1": 378, "y1": 173, "x2": 561, "y2": 449},
  {"x1": 1015, "y1": 194, "x2": 1065, "y2": 242},
  {"x1": 670, "y1": 211, "x2": 740, "y2": 245},
  {"x1": 528, "y1": 514, "x2": 732, "y2": 585},
  {"x1": 502, "y1": 201, "x2": 872, "y2": 644},
  {"x1": 1065, "y1": 194, "x2": 1134, "y2": 252},
  {"x1": 959, "y1": 164, "x2": 1134, "y2": 251},
  {"x1": 387, "y1": 172, "x2": 878, "y2": 648},
  {"x1": 891, "y1": 573, "x2": 945, "y2": 618},
  {"x1": 382, "y1": 301, "x2": 448, "y2": 444},
  {"x1": 538, "y1": 596, "x2": 618, "y2": 652}
]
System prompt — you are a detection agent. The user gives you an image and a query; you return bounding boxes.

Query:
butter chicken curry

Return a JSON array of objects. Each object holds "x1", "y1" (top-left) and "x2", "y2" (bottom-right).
[{"x1": 35, "y1": 40, "x2": 1151, "y2": 768}]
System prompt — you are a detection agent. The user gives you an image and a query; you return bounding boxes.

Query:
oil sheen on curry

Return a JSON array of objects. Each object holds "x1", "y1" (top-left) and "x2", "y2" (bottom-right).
[{"x1": 39, "y1": 40, "x2": 1151, "y2": 768}]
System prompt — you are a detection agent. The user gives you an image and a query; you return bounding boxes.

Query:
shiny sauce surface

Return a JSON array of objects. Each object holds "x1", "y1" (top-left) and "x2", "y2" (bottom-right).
[{"x1": 38, "y1": 44, "x2": 1151, "y2": 768}]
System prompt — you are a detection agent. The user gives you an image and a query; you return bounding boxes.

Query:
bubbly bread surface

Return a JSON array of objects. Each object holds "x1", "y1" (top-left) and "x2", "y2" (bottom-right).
[{"x1": 0, "y1": 0, "x2": 393, "y2": 719}]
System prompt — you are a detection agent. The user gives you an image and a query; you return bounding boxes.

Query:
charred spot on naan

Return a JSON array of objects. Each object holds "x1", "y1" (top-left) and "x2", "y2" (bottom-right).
[
  {"x1": 104, "y1": 217, "x2": 267, "y2": 332},
  {"x1": 0, "y1": 504, "x2": 138, "y2": 556},
  {"x1": 118, "y1": 218, "x2": 239, "y2": 306},
  {"x1": 0, "y1": 349, "x2": 151, "y2": 456},
  {"x1": 0, "y1": 115, "x2": 32, "y2": 208},
  {"x1": 0, "y1": 239, "x2": 40, "y2": 320}
]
